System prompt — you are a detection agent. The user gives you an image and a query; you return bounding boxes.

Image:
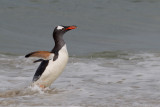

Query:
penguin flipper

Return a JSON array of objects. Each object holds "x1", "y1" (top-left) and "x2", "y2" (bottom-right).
[{"x1": 25, "y1": 51, "x2": 54, "y2": 60}]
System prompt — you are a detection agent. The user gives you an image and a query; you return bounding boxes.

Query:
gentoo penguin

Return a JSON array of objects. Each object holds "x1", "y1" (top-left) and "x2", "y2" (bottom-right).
[{"x1": 25, "y1": 25, "x2": 77, "y2": 88}]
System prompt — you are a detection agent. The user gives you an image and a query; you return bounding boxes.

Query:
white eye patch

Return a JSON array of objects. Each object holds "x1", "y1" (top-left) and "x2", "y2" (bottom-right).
[{"x1": 57, "y1": 26, "x2": 64, "y2": 30}]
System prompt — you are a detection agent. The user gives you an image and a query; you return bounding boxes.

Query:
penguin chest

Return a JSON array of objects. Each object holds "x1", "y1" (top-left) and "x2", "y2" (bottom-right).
[{"x1": 36, "y1": 45, "x2": 69, "y2": 87}]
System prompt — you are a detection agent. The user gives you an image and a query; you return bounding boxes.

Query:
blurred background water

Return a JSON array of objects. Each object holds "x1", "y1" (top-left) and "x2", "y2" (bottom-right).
[
  {"x1": 1, "y1": 0, "x2": 160, "y2": 55},
  {"x1": 1, "y1": 0, "x2": 160, "y2": 106}
]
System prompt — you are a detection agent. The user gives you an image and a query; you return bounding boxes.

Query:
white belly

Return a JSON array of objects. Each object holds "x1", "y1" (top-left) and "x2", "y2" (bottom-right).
[{"x1": 34, "y1": 45, "x2": 68, "y2": 87}]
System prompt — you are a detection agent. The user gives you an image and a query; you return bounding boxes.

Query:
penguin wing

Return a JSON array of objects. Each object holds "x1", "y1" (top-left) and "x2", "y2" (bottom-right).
[{"x1": 25, "y1": 51, "x2": 54, "y2": 60}]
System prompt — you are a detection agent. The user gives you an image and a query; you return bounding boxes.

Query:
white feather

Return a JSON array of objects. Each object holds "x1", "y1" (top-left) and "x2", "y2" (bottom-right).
[
  {"x1": 34, "y1": 45, "x2": 69, "y2": 87},
  {"x1": 57, "y1": 26, "x2": 64, "y2": 30},
  {"x1": 48, "y1": 53, "x2": 55, "y2": 60}
]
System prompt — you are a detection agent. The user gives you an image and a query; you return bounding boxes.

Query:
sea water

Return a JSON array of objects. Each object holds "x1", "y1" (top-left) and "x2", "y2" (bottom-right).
[{"x1": 1, "y1": 0, "x2": 160, "y2": 106}]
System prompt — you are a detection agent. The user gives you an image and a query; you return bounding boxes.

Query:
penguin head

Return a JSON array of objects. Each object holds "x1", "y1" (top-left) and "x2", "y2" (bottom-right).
[
  {"x1": 54, "y1": 25, "x2": 77, "y2": 35},
  {"x1": 53, "y1": 25, "x2": 77, "y2": 43}
]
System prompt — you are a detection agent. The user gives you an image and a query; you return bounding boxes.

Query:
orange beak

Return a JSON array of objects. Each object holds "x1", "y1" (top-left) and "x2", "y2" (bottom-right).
[{"x1": 65, "y1": 26, "x2": 77, "y2": 30}]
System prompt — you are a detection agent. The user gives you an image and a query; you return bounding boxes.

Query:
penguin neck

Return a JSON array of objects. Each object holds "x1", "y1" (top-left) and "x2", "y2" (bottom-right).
[{"x1": 51, "y1": 33, "x2": 65, "y2": 53}]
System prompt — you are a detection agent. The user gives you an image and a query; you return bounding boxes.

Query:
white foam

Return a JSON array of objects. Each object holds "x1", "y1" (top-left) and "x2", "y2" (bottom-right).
[{"x1": 28, "y1": 85, "x2": 45, "y2": 94}]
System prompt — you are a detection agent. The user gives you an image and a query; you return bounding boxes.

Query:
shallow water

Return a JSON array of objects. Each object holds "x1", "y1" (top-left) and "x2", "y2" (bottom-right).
[{"x1": 0, "y1": 52, "x2": 160, "y2": 107}]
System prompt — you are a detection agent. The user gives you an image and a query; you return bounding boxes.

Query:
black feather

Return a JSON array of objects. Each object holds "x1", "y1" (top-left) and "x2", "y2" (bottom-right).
[{"x1": 33, "y1": 59, "x2": 44, "y2": 63}]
